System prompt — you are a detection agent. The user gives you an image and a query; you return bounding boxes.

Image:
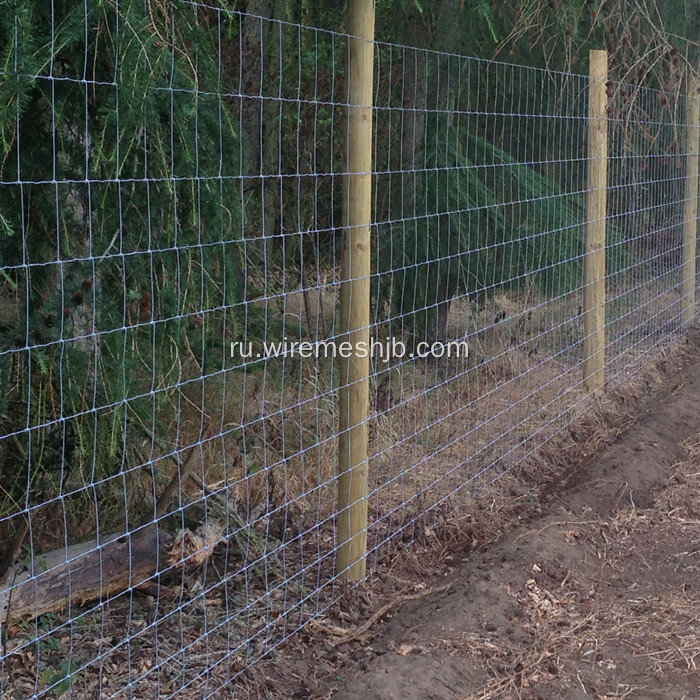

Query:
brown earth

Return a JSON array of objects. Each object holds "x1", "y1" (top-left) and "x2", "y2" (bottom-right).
[{"x1": 250, "y1": 334, "x2": 700, "y2": 700}]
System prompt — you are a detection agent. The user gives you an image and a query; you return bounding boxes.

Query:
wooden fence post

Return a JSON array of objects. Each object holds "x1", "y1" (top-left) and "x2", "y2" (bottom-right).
[
  {"x1": 584, "y1": 49, "x2": 608, "y2": 392},
  {"x1": 682, "y1": 78, "x2": 700, "y2": 326},
  {"x1": 337, "y1": 0, "x2": 375, "y2": 581}
]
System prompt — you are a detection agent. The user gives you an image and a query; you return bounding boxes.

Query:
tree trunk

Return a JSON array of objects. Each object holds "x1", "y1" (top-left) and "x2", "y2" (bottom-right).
[
  {"x1": 433, "y1": 215, "x2": 460, "y2": 342},
  {"x1": 398, "y1": 6, "x2": 428, "y2": 218},
  {"x1": 241, "y1": 0, "x2": 281, "y2": 283}
]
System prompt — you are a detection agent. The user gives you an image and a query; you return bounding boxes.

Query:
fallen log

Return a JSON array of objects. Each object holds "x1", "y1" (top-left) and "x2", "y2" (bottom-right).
[{"x1": 0, "y1": 524, "x2": 174, "y2": 632}]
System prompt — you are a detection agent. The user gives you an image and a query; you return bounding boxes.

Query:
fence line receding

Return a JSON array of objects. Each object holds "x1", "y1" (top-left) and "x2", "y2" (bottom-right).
[{"x1": 0, "y1": 4, "x2": 698, "y2": 698}]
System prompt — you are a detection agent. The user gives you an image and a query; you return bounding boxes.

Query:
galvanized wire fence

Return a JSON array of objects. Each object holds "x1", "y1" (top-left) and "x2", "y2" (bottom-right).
[{"x1": 0, "y1": 4, "x2": 698, "y2": 698}]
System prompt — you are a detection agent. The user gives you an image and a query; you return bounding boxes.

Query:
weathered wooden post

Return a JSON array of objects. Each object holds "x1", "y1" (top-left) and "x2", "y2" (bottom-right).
[
  {"x1": 584, "y1": 49, "x2": 608, "y2": 392},
  {"x1": 682, "y1": 78, "x2": 700, "y2": 326},
  {"x1": 337, "y1": 0, "x2": 375, "y2": 581}
]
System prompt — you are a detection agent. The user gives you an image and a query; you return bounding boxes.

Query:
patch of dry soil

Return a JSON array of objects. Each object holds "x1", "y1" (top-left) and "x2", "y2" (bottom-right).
[{"x1": 319, "y1": 350, "x2": 700, "y2": 700}]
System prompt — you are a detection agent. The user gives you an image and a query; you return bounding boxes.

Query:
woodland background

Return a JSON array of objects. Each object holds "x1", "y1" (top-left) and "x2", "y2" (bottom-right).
[{"x1": 0, "y1": 0, "x2": 698, "y2": 579}]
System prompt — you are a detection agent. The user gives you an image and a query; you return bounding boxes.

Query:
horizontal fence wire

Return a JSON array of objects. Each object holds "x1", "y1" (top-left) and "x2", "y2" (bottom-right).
[{"x1": 0, "y1": 3, "x2": 697, "y2": 698}]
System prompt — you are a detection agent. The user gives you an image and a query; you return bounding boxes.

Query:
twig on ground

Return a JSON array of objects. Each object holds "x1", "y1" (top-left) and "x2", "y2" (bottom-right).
[{"x1": 314, "y1": 584, "x2": 451, "y2": 647}]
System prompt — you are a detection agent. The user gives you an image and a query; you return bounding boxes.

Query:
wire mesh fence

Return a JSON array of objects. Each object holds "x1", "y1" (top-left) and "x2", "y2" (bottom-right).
[{"x1": 0, "y1": 3, "x2": 698, "y2": 698}]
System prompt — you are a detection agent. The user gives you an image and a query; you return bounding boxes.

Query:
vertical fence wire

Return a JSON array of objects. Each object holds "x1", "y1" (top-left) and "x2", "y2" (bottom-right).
[{"x1": 0, "y1": 5, "x2": 698, "y2": 698}]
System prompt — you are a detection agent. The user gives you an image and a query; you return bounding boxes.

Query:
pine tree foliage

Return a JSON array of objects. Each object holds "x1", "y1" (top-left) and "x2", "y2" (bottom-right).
[
  {"x1": 372, "y1": 52, "x2": 612, "y2": 342},
  {"x1": 0, "y1": 0, "x2": 244, "y2": 513},
  {"x1": 374, "y1": 118, "x2": 594, "y2": 342}
]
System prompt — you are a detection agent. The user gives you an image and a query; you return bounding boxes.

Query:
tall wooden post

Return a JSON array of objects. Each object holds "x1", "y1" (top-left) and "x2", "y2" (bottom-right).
[
  {"x1": 682, "y1": 78, "x2": 700, "y2": 326},
  {"x1": 337, "y1": 0, "x2": 375, "y2": 581},
  {"x1": 584, "y1": 50, "x2": 608, "y2": 392}
]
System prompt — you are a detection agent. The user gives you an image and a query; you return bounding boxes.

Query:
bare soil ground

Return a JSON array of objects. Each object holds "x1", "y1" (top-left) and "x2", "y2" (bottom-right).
[{"x1": 252, "y1": 333, "x2": 700, "y2": 700}]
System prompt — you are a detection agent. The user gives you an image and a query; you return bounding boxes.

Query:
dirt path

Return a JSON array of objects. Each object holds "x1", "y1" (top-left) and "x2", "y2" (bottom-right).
[{"x1": 309, "y1": 347, "x2": 700, "y2": 700}]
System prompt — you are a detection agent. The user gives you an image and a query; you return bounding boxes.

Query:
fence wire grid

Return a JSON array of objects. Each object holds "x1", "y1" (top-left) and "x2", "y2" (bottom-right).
[{"x1": 0, "y1": 3, "x2": 698, "y2": 698}]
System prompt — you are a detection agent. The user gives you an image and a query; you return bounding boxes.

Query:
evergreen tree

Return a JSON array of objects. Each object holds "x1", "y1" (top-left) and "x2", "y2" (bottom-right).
[{"x1": 0, "y1": 0, "x2": 244, "y2": 519}]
